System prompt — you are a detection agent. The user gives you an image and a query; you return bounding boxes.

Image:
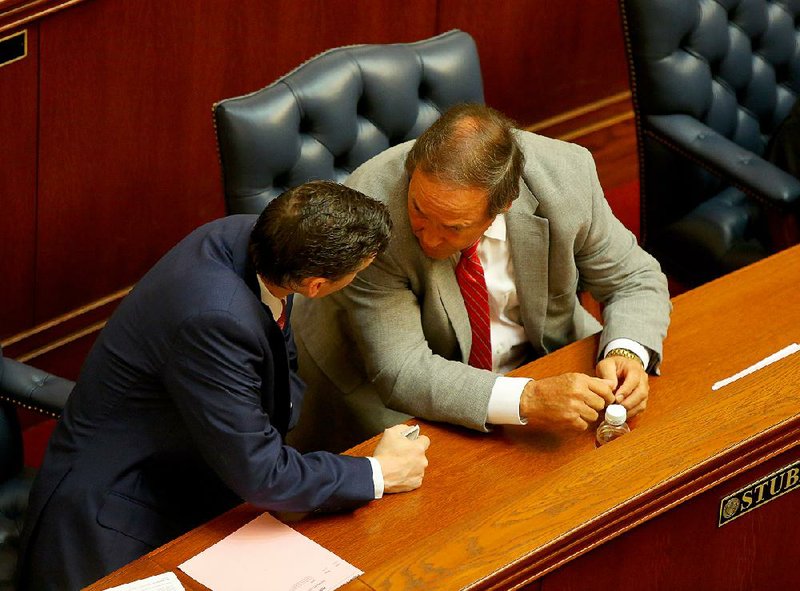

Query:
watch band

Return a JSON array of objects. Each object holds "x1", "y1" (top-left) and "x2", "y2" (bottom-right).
[{"x1": 605, "y1": 347, "x2": 645, "y2": 367}]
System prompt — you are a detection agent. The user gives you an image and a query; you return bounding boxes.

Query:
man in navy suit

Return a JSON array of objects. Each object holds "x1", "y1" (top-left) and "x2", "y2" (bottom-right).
[{"x1": 18, "y1": 181, "x2": 431, "y2": 590}]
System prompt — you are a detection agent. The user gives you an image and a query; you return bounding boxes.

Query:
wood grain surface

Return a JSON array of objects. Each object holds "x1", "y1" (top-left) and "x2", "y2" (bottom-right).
[{"x1": 84, "y1": 247, "x2": 800, "y2": 590}]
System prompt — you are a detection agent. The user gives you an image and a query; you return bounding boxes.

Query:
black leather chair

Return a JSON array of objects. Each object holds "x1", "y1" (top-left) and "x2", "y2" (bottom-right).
[
  {"x1": 213, "y1": 30, "x2": 484, "y2": 214},
  {"x1": 0, "y1": 347, "x2": 72, "y2": 589},
  {"x1": 619, "y1": 0, "x2": 800, "y2": 287}
]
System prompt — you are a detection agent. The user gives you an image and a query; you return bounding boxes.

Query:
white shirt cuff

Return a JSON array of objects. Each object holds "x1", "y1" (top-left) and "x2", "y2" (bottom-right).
[
  {"x1": 367, "y1": 456, "x2": 384, "y2": 499},
  {"x1": 604, "y1": 338, "x2": 650, "y2": 369},
  {"x1": 486, "y1": 376, "x2": 530, "y2": 425}
]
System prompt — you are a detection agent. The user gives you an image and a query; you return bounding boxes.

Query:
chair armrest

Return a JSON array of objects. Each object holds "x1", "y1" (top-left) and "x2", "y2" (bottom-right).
[
  {"x1": 0, "y1": 358, "x2": 73, "y2": 418},
  {"x1": 646, "y1": 114, "x2": 800, "y2": 207}
]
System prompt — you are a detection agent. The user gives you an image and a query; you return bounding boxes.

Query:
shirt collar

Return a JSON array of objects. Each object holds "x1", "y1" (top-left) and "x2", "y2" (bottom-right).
[
  {"x1": 452, "y1": 214, "x2": 508, "y2": 264},
  {"x1": 256, "y1": 274, "x2": 285, "y2": 322},
  {"x1": 484, "y1": 213, "x2": 507, "y2": 242}
]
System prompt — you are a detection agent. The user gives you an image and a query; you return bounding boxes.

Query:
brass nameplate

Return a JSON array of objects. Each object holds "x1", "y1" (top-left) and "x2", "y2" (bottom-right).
[{"x1": 718, "y1": 460, "x2": 800, "y2": 527}]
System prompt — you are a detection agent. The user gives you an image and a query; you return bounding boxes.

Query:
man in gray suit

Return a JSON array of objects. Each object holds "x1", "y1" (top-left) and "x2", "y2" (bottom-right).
[{"x1": 290, "y1": 104, "x2": 671, "y2": 453}]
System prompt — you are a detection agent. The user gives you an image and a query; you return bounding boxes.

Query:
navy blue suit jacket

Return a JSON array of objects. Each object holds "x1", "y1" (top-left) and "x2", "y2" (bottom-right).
[{"x1": 18, "y1": 216, "x2": 374, "y2": 590}]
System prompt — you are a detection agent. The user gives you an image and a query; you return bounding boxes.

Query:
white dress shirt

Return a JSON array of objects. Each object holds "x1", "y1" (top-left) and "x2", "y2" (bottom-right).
[{"x1": 472, "y1": 215, "x2": 650, "y2": 425}]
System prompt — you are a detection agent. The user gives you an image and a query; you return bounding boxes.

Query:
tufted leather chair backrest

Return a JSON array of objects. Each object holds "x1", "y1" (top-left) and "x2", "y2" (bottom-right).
[
  {"x1": 627, "y1": 0, "x2": 800, "y2": 154},
  {"x1": 213, "y1": 30, "x2": 484, "y2": 215},
  {"x1": 620, "y1": 0, "x2": 800, "y2": 285}
]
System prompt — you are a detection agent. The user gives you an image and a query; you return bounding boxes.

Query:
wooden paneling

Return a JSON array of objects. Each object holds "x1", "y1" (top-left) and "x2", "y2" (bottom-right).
[
  {"x1": 2, "y1": 0, "x2": 636, "y2": 366},
  {"x1": 0, "y1": 24, "x2": 37, "y2": 339},
  {"x1": 86, "y1": 245, "x2": 800, "y2": 590},
  {"x1": 439, "y1": 0, "x2": 630, "y2": 126},
  {"x1": 34, "y1": 0, "x2": 436, "y2": 321},
  {"x1": 540, "y1": 447, "x2": 800, "y2": 591},
  {"x1": 0, "y1": 0, "x2": 88, "y2": 34}
]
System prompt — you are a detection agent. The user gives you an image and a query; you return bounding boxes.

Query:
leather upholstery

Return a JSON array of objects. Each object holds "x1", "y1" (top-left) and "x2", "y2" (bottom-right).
[
  {"x1": 0, "y1": 358, "x2": 73, "y2": 420},
  {"x1": 0, "y1": 347, "x2": 72, "y2": 589},
  {"x1": 620, "y1": 0, "x2": 800, "y2": 286},
  {"x1": 214, "y1": 30, "x2": 484, "y2": 214}
]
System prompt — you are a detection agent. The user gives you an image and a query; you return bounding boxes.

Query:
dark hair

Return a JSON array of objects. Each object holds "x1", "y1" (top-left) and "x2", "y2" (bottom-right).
[
  {"x1": 405, "y1": 103, "x2": 524, "y2": 216},
  {"x1": 249, "y1": 181, "x2": 392, "y2": 288}
]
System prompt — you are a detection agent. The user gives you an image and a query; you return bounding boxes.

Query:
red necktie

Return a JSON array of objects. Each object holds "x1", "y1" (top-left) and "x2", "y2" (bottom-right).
[
  {"x1": 456, "y1": 240, "x2": 492, "y2": 370},
  {"x1": 277, "y1": 300, "x2": 287, "y2": 330}
]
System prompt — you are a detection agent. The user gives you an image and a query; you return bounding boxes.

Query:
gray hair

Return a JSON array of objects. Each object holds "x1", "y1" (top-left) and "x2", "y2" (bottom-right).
[{"x1": 405, "y1": 103, "x2": 524, "y2": 216}]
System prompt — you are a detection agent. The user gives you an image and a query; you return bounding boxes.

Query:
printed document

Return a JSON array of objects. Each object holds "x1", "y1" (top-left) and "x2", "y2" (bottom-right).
[{"x1": 178, "y1": 512, "x2": 363, "y2": 591}]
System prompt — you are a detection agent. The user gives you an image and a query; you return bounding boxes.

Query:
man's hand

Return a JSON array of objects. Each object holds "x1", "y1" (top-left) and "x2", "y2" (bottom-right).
[
  {"x1": 373, "y1": 424, "x2": 431, "y2": 493},
  {"x1": 519, "y1": 373, "x2": 615, "y2": 431},
  {"x1": 595, "y1": 355, "x2": 649, "y2": 417}
]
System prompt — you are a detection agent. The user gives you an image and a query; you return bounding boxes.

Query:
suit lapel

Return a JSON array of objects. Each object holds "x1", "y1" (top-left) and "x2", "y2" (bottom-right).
[
  {"x1": 507, "y1": 180, "x2": 550, "y2": 352},
  {"x1": 251, "y1": 268, "x2": 292, "y2": 436},
  {"x1": 264, "y1": 320, "x2": 291, "y2": 436},
  {"x1": 390, "y1": 175, "x2": 474, "y2": 362},
  {"x1": 433, "y1": 258, "x2": 472, "y2": 362}
]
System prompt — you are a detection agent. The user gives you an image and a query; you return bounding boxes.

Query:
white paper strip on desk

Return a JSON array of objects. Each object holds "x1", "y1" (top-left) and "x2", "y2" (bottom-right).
[
  {"x1": 178, "y1": 512, "x2": 363, "y2": 591},
  {"x1": 102, "y1": 572, "x2": 185, "y2": 591},
  {"x1": 712, "y1": 343, "x2": 800, "y2": 391}
]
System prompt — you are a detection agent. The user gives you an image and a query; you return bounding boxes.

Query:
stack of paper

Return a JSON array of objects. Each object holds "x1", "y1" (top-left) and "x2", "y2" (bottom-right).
[{"x1": 178, "y1": 513, "x2": 363, "y2": 591}]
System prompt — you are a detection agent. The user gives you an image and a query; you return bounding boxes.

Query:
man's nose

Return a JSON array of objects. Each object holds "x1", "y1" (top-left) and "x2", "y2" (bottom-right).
[{"x1": 417, "y1": 227, "x2": 444, "y2": 249}]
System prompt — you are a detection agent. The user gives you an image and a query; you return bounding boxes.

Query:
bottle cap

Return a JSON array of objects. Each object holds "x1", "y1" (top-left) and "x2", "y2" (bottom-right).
[{"x1": 605, "y1": 404, "x2": 627, "y2": 425}]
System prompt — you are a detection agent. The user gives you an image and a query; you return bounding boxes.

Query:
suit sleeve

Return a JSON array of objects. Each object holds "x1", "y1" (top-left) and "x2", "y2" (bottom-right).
[
  {"x1": 161, "y1": 310, "x2": 374, "y2": 512},
  {"x1": 570, "y1": 147, "x2": 672, "y2": 370}
]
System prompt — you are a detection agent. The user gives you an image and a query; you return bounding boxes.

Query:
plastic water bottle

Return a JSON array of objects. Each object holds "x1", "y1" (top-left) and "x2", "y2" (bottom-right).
[{"x1": 595, "y1": 404, "x2": 630, "y2": 447}]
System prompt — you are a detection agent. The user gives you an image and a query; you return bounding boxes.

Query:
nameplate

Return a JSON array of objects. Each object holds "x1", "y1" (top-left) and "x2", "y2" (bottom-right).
[{"x1": 718, "y1": 460, "x2": 800, "y2": 527}]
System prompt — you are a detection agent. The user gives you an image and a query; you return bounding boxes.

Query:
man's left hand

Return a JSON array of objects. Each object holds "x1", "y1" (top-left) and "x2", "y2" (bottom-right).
[{"x1": 595, "y1": 356, "x2": 649, "y2": 418}]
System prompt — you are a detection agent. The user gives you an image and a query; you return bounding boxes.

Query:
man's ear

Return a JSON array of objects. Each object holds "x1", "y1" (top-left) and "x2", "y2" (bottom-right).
[{"x1": 302, "y1": 277, "x2": 327, "y2": 298}]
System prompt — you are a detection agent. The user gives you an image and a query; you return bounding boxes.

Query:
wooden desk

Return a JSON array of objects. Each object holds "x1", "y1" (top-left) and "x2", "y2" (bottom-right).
[{"x1": 86, "y1": 245, "x2": 800, "y2": 590}]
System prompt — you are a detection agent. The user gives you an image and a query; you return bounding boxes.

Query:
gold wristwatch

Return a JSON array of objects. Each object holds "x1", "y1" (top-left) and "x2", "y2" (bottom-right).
[{"x1": 605, "y1": 347, "x2": 644, "y2": 367}]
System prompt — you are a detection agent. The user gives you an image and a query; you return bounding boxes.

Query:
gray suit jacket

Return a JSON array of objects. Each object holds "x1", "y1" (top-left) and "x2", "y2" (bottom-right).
[{"x1": 290, "y1": 131, "x2": 671, "y2": 452}]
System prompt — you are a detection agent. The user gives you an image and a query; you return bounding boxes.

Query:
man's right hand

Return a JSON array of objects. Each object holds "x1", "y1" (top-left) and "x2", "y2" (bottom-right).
[
  {"x1": 519, "y1": 373, "x2": 615, "y2": 432},
  {"x1": 373, "y1": 424, "x2": 431, "y2": 493}
]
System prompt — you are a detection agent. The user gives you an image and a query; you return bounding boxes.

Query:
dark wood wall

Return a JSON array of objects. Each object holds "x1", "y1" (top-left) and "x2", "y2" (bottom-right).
[
  {"x1": 442, "y1": 0, "x2": 629, "y2": 122},
  {"x1": 0, "y1": 0, "x2": 630, "y2": 376}
]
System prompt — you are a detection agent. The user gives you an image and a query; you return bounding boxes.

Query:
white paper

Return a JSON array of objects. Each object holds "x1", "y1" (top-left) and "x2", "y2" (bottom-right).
[
  {"x1": 712, "y1": 343, "x2": 800, "y2": 391},
  {"x1": 178, "y1": 512, "x2": 362, "y2": 591},
  {"x1": 102, "y1": 572, "x2": 185, "y2": 591}
]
